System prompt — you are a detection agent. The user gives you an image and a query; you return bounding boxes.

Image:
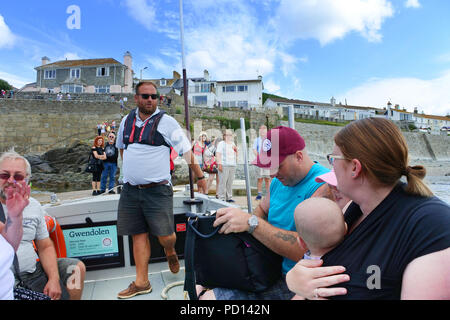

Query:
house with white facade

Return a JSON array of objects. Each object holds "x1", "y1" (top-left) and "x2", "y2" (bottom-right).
[
  {"x1": 216, "y1": 76, "x2": 264, "y2": 109},
  {"x1": 263, "y1": 97, "x2": 379, "y2": 121}
]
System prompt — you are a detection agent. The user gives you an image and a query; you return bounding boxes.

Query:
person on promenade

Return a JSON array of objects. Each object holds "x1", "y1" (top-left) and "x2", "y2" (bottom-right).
[
  {"x1": 216, "y1": 129, "x2": 238, "y2": 203},
  {"x1": 115, "y1": 81, "x2": 207, "y2": 299},
  {"x1": 0, "y1": 153, "x2": 29, "y2": 300},
  {"x1": 192, "y1": 132, "x2": 207, "y2": 170},
  {"x1": 0, "y1": 151, "x2": 86, "y2": 300},
  {"x1": 199, "y1": 126, "x2": 332, "y2": 300},
  {"x1": 289, "y1": 197, "x2": 347, "y2": 300},
  {"x1": 91, "y1": 136, "x2": 106, "y2": 196},
  {"x1": 253, "y1": 125, "x2": 272, "y2": 200},
  {"x1": 100, "y1": 132, "x2": 119, "y2": 194},
  {"x1": 286, "y1": 118, "x2": 450, "y2": 300},
  {"x1": 203, "y1": 137, "x2": 220, "y2": 196}
]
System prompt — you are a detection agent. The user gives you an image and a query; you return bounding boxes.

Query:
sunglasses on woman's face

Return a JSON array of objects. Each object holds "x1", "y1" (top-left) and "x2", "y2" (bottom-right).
[{"x1": 0, "y1": 172, "x2": 26, "y2": 181}]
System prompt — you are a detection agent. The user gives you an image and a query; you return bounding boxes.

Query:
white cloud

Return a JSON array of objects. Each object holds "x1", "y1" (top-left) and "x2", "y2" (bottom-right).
[
  {"x1": 0, "y1": 15, "x2": 16, "y2": 49},
  {"x1": 404, "y1": 0, "x2": 421, "y2": 9},
  {"x1": 337, "y1": 71, "x2": 450, "y2": 116},
  {"x1": 264, "y1": 79, "x2": 281, "y2": 94},
  {"x1": 0, "y1": 70, "x2": 33, "y2": 89},
  {"x1": 272, "y1": 0, "x2": 394, "y2": 45},
  {"x1": 123, "y1": 0, "x2": 157, "y2": 30}
]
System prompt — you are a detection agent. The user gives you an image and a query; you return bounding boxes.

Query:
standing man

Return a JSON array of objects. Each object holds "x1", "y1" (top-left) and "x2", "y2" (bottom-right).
[
  {"x1": 252, "y1": 125, "x2": 272, "y2": 200},
  {"x1": 116, "y1": 82, "x2": 207, "y2": 299},
  {"x1": 204, "y1": 126, "x2": 333, "y2": 300},
  {"x1": 0, "y1": 151, "x2": 86, "y2": 300},
  {"x1": 100, "y1": 132, "x2": 119, "y2": 194}
]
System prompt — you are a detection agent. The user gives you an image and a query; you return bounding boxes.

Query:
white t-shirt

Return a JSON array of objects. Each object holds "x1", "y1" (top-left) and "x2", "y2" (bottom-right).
[
  {"x1": 116, "y1": 108, "x2": 192, "y2": 185},
  {"x1": 0, "y1": 235, "x2": 14, "y2": 300},
  {"x1": 217, "y1": 141, "x2": 237, "y2": 166}
]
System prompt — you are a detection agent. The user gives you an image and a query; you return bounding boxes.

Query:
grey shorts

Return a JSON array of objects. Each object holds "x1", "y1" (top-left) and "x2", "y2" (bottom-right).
[
  {"x1": 117, "y1": 183, "x2": 174, "y2": 237},
  {"x1": 18, "y1": 258, "x2": 81, "y2": 300}
]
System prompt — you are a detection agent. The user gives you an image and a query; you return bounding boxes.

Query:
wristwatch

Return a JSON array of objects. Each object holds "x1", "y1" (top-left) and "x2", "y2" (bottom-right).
[
  {"x1": 248, "y1": 215, "x2": 259, "y2": 234},
  {"x1": 197, "y1": 176, "x2": 206, "y2": 180}
]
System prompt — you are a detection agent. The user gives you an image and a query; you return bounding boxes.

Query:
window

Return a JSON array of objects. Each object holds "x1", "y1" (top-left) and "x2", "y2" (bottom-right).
[
  {"x1": 95, "y1": 85, "x2": 110, "y2": 93},
  {"x1": 193, "y1": 96, "x2": 207, "y2": 105},
  {"x1": 238, "y1": 101, "x2": 248, "y2": 108},
  {"x1": 201, "y1": 84, "x2": 210, "y2": 93},
  {"x1": 160, "y1": 79, "x2": 167, "y2": 86},
  {"x1": 238, "y1": 85, "x2": 248, "y2": 92},
  {"x1": 96, "y1": 67, "x2": 109, "y2": 77},
  {"x1": 44, "y1": 70, "x2": 56, "y2": 79},
  {"x1": 223, "y1": 85, "x2": 236, "y2": 92},
  {"x1": 61, "y1": 84, "x2": 84, "y2": 93},
  {"x1": 70, "y1": 68, "x2": 81, "y2": 79}
]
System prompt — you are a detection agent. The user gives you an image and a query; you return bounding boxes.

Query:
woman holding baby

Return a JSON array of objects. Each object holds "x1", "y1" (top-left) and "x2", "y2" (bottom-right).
[{"x1": 287, "y1": 117, "x2": 450, "y2": 300}]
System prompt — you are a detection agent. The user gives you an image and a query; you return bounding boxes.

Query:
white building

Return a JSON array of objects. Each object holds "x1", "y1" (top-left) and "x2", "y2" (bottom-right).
[{"x1": 182, "y1": 70, "x2": 263, "y2": 109}]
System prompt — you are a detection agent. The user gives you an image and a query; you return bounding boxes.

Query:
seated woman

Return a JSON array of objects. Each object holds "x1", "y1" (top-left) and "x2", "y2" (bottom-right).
[{"x1": 286, "y1": 117, "x2": 450, "y2": 300}]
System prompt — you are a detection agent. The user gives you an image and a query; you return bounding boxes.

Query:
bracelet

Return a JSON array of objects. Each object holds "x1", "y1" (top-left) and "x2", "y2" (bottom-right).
[{"x1": 197, "y1": 176, "x2": 206, "y2": 180}]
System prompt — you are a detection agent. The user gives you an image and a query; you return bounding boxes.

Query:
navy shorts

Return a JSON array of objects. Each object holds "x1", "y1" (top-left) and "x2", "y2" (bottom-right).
[{"x1": 117, "y1": 183, "x2": 174, "y2": 236}]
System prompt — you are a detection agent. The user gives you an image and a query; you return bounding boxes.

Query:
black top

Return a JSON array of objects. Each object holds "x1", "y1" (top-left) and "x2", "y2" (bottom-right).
[
  {"x1": 92, "y1": 147, "x2": 104, "y2": 160},
  {"x1": 103, "y1": 143, "x2": 118, "y2": 163},
  {"x1": 322, "y1": 183, "x2": 450, "y2": 300}
]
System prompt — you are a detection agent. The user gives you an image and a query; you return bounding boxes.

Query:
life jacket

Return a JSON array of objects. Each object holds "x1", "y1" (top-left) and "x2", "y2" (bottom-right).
[
  {"x1": 122, "y1": 109, "x2": 170, "y2": 149},
  {"x1": 33, "y1": 215, "x2": 67, "y2": 260},
  {"x1": 192, "y1": 142, "x2": 205, "y2": 157}
]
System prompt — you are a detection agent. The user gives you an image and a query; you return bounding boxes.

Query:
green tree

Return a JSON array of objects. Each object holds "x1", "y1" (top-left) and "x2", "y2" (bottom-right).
[{"x1": 0, "y1": 79, "x2": 13, "y2": 91}]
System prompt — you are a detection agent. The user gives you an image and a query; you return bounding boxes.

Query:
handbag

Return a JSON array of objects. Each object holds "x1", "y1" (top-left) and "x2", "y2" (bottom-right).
[
  {"x1": 202, "y1": 158, "x2": 218, "y2": 174},
  {"x1": 184, "y1": 212, "x2": 282, "y2": 300},
  {"x1": 84, "y1": 153, "x2": 98, "y2": 173}
]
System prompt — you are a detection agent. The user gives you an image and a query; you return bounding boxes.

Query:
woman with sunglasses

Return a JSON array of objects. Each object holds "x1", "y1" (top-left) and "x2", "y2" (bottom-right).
[
  {"x1": 286, "y1": 117, "x2": 450, "y2": 300},
  {"x1": 91, "y1": 136, "x2": 106, "y2": 196}
]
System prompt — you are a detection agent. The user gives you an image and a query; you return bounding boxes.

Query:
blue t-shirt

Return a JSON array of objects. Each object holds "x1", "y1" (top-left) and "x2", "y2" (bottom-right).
[{"x1": 268, "y1": 162, "x2": 329, "y2": 274}]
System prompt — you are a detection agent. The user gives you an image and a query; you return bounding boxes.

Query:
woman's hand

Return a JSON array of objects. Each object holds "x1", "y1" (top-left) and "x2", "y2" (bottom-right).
[{"x1": 286, "y1": 259, "x2": 350, "y2": 300}]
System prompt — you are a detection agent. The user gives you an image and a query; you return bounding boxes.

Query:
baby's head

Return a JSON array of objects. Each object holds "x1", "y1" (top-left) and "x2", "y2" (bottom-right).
[{"x1": 294, "y1": 197, "x2": 347, "y2": 256}]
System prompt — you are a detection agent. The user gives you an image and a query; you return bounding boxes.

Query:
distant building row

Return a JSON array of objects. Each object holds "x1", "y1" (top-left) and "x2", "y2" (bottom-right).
[{"x1": 264, "y1": 97, "x2": 450, "y2": 135}]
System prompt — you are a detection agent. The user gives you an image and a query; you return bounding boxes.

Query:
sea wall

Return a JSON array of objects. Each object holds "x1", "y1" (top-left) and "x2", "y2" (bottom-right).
[
  {"x1": 0, "y1": 99, "x2": 278, "y2": 154},
  {"x1": 282, "y1": 121, "x2": 450, "y2": 161}
]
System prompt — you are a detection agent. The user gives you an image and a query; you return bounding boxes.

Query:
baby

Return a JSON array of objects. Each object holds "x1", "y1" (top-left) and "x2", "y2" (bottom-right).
[{"x1": 290, "y1": 197, "x2": 347, "y2": 299}]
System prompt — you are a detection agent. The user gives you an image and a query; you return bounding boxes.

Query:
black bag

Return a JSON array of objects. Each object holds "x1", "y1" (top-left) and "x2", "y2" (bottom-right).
[
  {"x1": 84, "y1": 153, "x2": 98, "y2": 173},
  {"x1": 184, "y1": 212, "x2": 282, "y2": 300}
]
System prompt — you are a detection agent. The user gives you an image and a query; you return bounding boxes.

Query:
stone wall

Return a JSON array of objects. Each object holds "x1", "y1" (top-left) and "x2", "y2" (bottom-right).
[
  {"x1": 0, "y1": 98, "x2": 279, "y2": 154},
  {"x1": 282, "y1": 121, "x2": 450, "y2": 161}
]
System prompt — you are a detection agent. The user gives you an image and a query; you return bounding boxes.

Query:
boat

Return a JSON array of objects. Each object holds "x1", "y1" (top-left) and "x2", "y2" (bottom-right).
[{"x1": 42, "y1": 189, "x2": 238, "y2": 300}]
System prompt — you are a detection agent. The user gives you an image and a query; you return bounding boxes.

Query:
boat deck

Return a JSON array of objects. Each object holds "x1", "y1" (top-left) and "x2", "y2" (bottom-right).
[{"x1": 82, "y1": 260, "x2": 187, "y2": 300}]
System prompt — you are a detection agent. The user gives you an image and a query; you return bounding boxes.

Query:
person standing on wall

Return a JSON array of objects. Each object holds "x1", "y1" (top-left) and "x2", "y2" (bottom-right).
[{"x1": 115, "y1": 82, "x2": 207, "y2": 299}]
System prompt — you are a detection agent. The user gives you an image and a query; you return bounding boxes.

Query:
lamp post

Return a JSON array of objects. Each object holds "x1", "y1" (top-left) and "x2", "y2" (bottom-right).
[{"x1": 140, "y1": 66, "x2": 148, "y2": 81}]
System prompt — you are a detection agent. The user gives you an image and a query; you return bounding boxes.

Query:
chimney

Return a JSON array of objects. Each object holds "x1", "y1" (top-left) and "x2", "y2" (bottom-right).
[
  {"x1": 330, "y1": 96, "x2": 336, "y2": 107},
  {"x1": 42, "y1": 56, "x2": 50, "y2": 66},
  {"x1": 204, "y1": 69, "x2": 210, "y2": 81},
  {"x1": 123, "y1": 51, "x2": 133, "y2": 93},
  {"x1": 387, "y1": 101, "x2": 392, "y2": 119},
  {"x1": 414, "y1": 107, "x2": 418, "y2": 114}
]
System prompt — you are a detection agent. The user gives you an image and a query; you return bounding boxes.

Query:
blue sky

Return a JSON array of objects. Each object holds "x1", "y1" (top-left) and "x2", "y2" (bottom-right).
[{"x1": 0, "y1": 0, "x2": 449, "y2": 115}]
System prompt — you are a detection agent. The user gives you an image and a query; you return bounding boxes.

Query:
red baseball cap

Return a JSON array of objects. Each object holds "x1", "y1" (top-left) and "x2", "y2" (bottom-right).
[
  {"x1": 253, "y1": 126, "x2": 306, "y2": 169},
  {"x1": 315, "y1": 170, "x2": 337, "y2": 187}
]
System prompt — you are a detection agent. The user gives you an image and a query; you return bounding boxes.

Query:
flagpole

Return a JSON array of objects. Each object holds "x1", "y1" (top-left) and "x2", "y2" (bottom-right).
[{"x1": 179, "y1": 0, "x2": 195, "y2": 200}]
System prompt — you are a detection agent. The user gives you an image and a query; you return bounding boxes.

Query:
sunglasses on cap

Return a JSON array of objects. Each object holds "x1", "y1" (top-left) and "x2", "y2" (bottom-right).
[
  {"x1": 138, "y1": 94, "x2": 158, "y2": 100},
  {"x1": 0, "y1": 172, "x2": 26, "y2": 181}
]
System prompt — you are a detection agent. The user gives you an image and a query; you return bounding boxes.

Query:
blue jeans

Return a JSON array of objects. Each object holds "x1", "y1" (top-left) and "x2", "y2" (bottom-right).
[{"x1": 100, "y1": 162, "x2": 117, "y2": 191}]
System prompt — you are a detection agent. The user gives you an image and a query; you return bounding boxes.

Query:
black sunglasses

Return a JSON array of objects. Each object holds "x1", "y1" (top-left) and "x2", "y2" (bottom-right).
[
  {"x1": 138, "y1": 93, "x2": 158, "y2": 100},
  {"x1": 0, "y1": 172, "x2": 26, "y2": 181}
]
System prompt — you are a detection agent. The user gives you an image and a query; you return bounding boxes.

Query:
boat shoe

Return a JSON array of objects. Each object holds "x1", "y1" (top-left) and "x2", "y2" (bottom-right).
[
  {"x1": 117, "y1": 281, "x2": 152, "y2": 299},
  {"x1": 165, "y1": 250, "x2": 180, "y2": 274}
]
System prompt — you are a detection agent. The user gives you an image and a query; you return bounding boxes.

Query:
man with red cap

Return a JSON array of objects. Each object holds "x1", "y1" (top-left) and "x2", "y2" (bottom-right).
[{"x1": 207, "y1": 126, "x2": 333, "y2": 300}]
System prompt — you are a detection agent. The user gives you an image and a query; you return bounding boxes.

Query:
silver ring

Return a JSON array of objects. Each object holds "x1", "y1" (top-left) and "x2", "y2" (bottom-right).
[{"x1": 314, "y1": 288, "x2": 320, "y2": 299}]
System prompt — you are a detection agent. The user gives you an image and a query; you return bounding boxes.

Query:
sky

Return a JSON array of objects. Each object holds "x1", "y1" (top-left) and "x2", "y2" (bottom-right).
[{"x1": 0, "y1": 0, "x2": 449, "y2": 116}]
